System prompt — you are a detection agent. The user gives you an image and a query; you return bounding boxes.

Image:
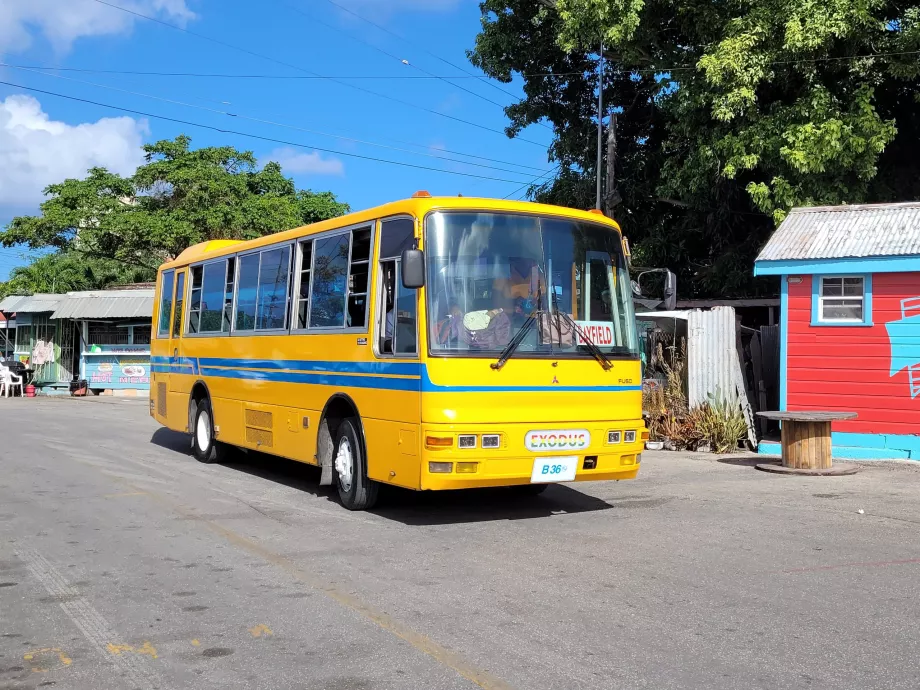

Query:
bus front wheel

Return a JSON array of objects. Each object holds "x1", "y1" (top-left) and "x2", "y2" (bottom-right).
[
  {"x1": 334, "y1": 418, "x2": 379, "y2": 511},
  {"x1": 191, "y1": 398, "x2": 227, "y2": 464}
]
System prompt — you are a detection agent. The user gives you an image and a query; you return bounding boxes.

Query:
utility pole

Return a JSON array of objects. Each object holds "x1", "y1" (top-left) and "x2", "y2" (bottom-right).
[
  {"x1": 604, "y1": 112, "x2": 621, "y2": 215},
  {"x1": 595, "y1": 41, "x2": 604, "y2": 211}
]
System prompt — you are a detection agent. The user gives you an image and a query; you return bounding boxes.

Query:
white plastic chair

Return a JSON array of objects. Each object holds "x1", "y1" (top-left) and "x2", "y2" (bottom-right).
[{"x1": 0, "y1": 365, "x2": 23, "y2": 397}]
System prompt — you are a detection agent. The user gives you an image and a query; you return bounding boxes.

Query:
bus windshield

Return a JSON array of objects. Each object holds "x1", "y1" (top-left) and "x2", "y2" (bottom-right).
[{"x1": 425, "y1": 211, "x2": 639, "y2": 358}]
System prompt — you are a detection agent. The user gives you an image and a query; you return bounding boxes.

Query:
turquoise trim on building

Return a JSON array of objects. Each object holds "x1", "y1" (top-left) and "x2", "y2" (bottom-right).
[
  {"x1": 755, "y1": 255, "x2": 920, "y2": 276},
  {"x1": 779, "y1": 276, "x2": 788, "y2": 411},
  {"x1": 809, "y1": 274, "x2": 873, "y2": 327},
  {"x1": 758, "y1": 431, "x2": 920, "y2": 460}
]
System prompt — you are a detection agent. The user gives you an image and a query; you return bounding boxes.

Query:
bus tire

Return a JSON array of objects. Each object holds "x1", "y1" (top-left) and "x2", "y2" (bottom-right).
[
  {"x1": 191, "y1": 398, "x2": 226, "y2": 464},
  {"x1": 334, "y1": 417, "x2": 378, "y2": 511}
]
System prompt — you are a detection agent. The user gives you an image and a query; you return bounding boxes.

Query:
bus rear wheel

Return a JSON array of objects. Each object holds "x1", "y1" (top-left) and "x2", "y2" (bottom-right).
[
  {"x1": 334, "y1": 418, "x2": 379, "y2": 511},
  {"x1": 191, "y1": 398, "x2": 227, "y2": 464}
]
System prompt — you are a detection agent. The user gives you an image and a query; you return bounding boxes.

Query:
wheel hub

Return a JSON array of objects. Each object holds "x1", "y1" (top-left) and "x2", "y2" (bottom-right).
[
  {"x1": 334, "y1": 436, "x2": 354, "y2": 492},
  {"x1": 196, "y1": 409, "x2": 210, "y2": 450}
]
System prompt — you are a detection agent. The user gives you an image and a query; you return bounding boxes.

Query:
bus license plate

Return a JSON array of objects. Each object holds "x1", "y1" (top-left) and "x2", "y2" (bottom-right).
[{"x1": 530, "y1": 456, "x2": 578, "y2": 483}]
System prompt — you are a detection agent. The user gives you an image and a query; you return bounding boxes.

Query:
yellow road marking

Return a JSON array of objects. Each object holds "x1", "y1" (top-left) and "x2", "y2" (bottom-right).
[
  {"x1": 249, "y1": 624, "x2": 273, "y2": 638},
  {"x1": 23, "y1": 648, "x2": 72, "y2": 673},
  {"x1": 106, "y1": 642, "x2": 158, "y2": 659}
]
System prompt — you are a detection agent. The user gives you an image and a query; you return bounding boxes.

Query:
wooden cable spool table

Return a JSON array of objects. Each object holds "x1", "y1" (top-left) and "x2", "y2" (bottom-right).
[{"x1": 755, "y1": 411, "x2": 858, "y2": 476}]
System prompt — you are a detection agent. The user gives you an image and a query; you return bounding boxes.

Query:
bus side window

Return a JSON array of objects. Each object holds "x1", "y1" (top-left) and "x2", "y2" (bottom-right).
[
  {"x1": 223, "y1": 257, "x2": 235, "y2": 332},
  {"x1": 377, "y1": 217, "x2": 417, "y2": 356},
  {"x1": 172, "y1": 271, "x2": 185, "y2": 338},
  {"x1": 394, "y1": 263, "x2": 417, "y2": 355},
  {"x1": 379, "y1": 261, "x2": 396, "y2": 354},
  {"x1": 188, "y1": 265, "x2": 203, "y2": 334},
  {"x1": 158, "y1": 270, "x2": 175, "y2": 338}
]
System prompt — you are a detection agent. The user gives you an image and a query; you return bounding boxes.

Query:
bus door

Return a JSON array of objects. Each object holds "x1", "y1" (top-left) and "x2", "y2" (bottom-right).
[
  {"x1": 168, "y1": 268, "x2": 188, "y2": 397},
  {"x1": 368, "y1": 216, "x2": 422, "y2": 489}
]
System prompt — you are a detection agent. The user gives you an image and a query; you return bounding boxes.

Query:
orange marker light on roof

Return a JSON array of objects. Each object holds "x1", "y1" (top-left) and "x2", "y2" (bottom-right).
[
  {"x1": 589, "y1": 209, "x2": 605, "y2": 215},
  {"x1": 412, "y1": 190, "x2": 431, "y2": 198}
]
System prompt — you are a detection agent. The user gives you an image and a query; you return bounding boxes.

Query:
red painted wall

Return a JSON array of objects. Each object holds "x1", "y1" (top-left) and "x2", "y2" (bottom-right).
[{"x1": 786, "y1": 273, "x2": 920, "y2": 435}]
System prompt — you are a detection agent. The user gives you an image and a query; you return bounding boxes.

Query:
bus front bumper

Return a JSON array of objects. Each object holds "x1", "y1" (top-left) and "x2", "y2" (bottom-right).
[{"x1": 418, "y1": 421, "x2": 644, "y2": 490}]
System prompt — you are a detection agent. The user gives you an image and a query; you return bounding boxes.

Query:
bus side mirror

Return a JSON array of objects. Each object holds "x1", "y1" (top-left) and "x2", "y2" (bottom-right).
[
  {"x1": 401, "y1": 249, "x2": 425, "y2": 289},
  {"x1": 663, "y1": 270, "x2": 677, "y2": 310}
]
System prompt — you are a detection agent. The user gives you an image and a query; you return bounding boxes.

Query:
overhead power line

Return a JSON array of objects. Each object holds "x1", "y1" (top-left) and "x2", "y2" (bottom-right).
[
  {"x1": 0, "y1": 63, "x2": 588, "y2": 80},
  {"x1": 273, "y1": 0, "x2": 512, "y2": 111},
  {"x1": 320, "y1": 0, "x2": 524, "y2": 102},
  {"x1": 2, "y1": 62, "x2": 550, "y2": 177},
  {"x1": 504, "y1": 166, "x2": 561, "y2": 201},
  {"x1": 0, "y1": 80, "x2": 536, "y2": 186},
  {"x1": 11, "y1": 45, "x2": 919, "y2": 82},
  {"x1": 88, "y1": 0, "x2": 546, "y2": 146}
]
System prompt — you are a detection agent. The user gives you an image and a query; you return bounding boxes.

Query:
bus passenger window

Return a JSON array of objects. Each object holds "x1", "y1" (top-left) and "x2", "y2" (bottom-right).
[
  {"x1": 310, "y1": 234, "x2": 349, "y2": 328},
  {"x1": 235, "y1": 253, "x2": 260, "y2": 331},
  {"x1": 296, "y1": 240, "x2": 312, "y2": 329},
  {"x1": 222, "y1": 257, "x2": 235, "y2": 332},
  {"x1": 347, "y1": 228, "x2": 371, "y2": 329},
  {"x1": 188, "y1": 265, "x2": 203, "y2": 334},
  {"x1": 157, "y1": 270, "x2": 174, "y2": 338},
  {"x1": 256, "y1": 246, "x2": 291, "y2": 330},
  {"x1": 172, "y1": 271, "x2": 185, "y2": 337}
]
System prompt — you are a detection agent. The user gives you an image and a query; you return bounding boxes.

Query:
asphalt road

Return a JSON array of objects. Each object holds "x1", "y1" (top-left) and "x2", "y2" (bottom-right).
[{"x1": 2, "y1": 397, "x2": 920, "y2": 690}]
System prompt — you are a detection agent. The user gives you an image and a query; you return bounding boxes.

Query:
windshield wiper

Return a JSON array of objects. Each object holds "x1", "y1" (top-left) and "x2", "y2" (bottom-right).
[
  {"x1": 550, "y1": 300, "x2": 613, "y2": 371},
  {"x1": 491, "y1": 311, "x2": 539, "y2": 370}
]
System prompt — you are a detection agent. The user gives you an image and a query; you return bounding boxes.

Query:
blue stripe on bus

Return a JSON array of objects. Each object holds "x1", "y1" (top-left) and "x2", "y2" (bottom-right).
[
  {"x1": 197, "y1": 358, "x2": 422, "y2": 376},
  {"x1": 152, "y1": 355, "x2": 641, "y2": 393},
  {"x1": 198, "y1": 367, "x2": 422, "y2": 391}
]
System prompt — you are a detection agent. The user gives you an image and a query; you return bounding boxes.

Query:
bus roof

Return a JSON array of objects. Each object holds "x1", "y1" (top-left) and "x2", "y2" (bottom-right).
[{"x1": 164, "y1": 196, "x2": 622, "y2": 270}]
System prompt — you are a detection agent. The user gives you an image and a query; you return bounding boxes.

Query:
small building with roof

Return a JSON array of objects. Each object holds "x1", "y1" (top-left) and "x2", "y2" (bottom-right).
[
  {"x1": 0, "y1": 287, "x2": 154, "y2": 396},
  {"x1": 754, "y1": 202, "x2": 920, "y2": 460}
]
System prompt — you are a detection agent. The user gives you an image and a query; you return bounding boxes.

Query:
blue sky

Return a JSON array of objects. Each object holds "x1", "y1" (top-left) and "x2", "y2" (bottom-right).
[{"x1": 0, "y1": 0, "x2": 555, "y2": 280}]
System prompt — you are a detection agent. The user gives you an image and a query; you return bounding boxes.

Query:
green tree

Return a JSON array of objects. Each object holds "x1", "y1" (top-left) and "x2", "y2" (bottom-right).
[
  {"x1": 0, "y1": 252, "x2": 151, "y2": 298},
  {"x1": 470, "y1": 1, "x2": 920, "y2": 296},
  {"x1": 1, "y1": 135, "x2": 350, "y2": 277}
]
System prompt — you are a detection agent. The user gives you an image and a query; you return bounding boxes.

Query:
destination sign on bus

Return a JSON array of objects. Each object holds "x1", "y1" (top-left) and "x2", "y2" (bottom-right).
[{"x1": 575, "y1": 321, "x2": 614, "y2": 346}]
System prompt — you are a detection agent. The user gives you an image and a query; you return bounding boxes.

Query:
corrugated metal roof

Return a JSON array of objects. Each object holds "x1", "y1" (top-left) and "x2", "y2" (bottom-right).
[
  {"x1": 51, "y1": 290, "x2": 154, "y2": 320},
  {"x1": 756, "y1": 202, "x2": 920, "y2": 262},
  {"x1": 0, "y1": 293, "x2": 62, "y2": 313},
  {"x1": 0, "y1": 295, "x2": 26, "y2": 312}
]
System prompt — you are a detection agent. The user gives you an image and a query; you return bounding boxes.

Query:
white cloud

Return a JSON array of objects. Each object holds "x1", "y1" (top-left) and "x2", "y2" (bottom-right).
[
  {"x1": 0, "y1": 94, "x2": 148, "y2": 205},
  {"x1": 266, "y1": 148, "x2": 345, "y2": 177},
  {"x1": 0, "y1": 0, "x2": 195, "y2": 53}
]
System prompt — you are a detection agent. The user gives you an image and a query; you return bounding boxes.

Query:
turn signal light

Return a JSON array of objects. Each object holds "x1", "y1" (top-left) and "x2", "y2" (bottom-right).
[
  {"x1": 428, "y1": 461, "x2": 453, "y2": 473},
  {"x1": 426, "y1": 436, "x2": 453, "y2": 448},
  {"x1": 456, "y1": 462, "x2": 478, "y2": 474},
  {"x1": 640, "y1": 430, "x2": 650, "y2": 441}
]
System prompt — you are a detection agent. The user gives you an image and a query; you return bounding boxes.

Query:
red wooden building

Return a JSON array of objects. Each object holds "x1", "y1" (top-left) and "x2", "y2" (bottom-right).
[{"x1": 754, "y1": 202, "x2": 920, "y2": 460}]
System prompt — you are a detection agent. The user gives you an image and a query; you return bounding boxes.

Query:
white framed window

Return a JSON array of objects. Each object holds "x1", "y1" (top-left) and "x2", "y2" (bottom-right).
[{"x1": 817, "y1": 276, "x2": 866, "y2": 323}]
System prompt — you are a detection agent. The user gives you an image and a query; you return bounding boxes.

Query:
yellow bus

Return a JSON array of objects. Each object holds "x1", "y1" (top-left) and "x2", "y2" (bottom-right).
[{"x1": 150, "y1": 194, "x2": 646, "y2": 510}]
